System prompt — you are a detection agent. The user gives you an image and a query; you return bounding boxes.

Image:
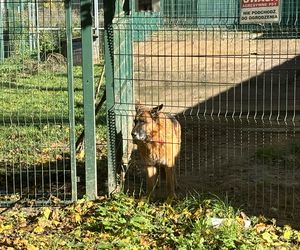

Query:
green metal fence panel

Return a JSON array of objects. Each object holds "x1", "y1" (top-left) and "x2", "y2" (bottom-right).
[
  {"x1": 104, "y1": 0, "x2": 117, "y2": 194},
  {"x1": 132, "y1": 12, "x2": 161, "y2": 41},
  {"x1": 0, "y1": 1, "x2": 74, "y2": 205},
  {"x1": 281, "y1": 0, "x2": 300, "y2": 26},
  {"x1": 161, "y1": 0, "x2": 299, "y2": 29},
  {"x1": 197, "y1": 0, "x2": 239, "y2": 26},
  {"x1": 107, "y1": 0, "x2": 300, "y2": 227},
  {"x1": 65, "y1": 0, "x2": 77, "y2": 202},
  {"x1": 0, "y1": 0, "x2": 106, "y2": 206},
  {"x1": 105, "y1": 0, "x2": 134, "y2": 194}
]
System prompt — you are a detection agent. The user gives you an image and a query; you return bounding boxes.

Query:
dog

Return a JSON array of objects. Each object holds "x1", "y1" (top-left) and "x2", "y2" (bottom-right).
[{"x1": 131, "y1": 103, "x2": 181, "y2": 198}]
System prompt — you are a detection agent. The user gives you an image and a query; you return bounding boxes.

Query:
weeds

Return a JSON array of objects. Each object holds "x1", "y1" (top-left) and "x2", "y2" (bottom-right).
[{"x1": 0, "y1": 194, "x2": 299, "y2": 249}]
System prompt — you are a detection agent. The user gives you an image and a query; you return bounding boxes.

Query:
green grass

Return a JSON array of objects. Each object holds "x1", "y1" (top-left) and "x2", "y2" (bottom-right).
[
  {"x1": 1, "y1": 194, "x2": 299, "y2": 249},
  {"x1": 0, "y1": 56, "x2": 106, "y2": 167},
  {"x1": 256, "y1": 140, "x2": 300, "y2": 167}
]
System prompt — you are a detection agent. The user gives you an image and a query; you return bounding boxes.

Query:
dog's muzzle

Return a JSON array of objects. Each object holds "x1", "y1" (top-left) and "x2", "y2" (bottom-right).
[{"x1": 131, "y1": 130, "x2": 146, "y2": 142}]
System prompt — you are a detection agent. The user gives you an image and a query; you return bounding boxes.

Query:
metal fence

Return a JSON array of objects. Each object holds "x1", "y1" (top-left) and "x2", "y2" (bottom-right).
[
  {"x1": 0, "y1": 0, "x2": 105, "y2": 206},
  {"x1": 106, "y1": 0, "x2": 300, "y2": 226}
]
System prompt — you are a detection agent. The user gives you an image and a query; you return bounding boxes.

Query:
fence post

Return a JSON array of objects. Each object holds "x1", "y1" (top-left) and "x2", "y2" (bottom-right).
[
  {"x1": 65, "y1": 0, "x2": 77, "y2": 202},
  {"x1": 80, "y1": 0, "x2": 97, "y2": 200},
  {"x1": 104, "y1": 0, "x2": 117, "y2": 195},
  {"x1": 0, "y1": 0, "x2": 3, "y2": 60},
  {"x1": 93, "y1": 0, "x2": 100, "y2": 62}
]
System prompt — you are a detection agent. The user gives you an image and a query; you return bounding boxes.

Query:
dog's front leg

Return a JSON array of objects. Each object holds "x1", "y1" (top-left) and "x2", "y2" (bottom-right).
[
  {"x1": 165, "y1": 167, "x2": 176, "y2": 198},
  {"x1": 146, "y1": 165, "x2": 158, "y2": 196}
]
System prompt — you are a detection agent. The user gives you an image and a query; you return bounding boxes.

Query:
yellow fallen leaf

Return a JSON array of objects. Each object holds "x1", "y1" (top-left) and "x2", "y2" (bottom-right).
[
  {"x1": 99, "y1": 233, "x2": 110, "y2": 240},
  {"x1": 76, "y1": 150, "x2": 85, "y2": 160},
  {"x1": 193, "y1": 208, "x2": 203, "y2": 219},
  {"x1": 86, "y1": 200, "x2": 94, "y2": 208},
  {"x1": 261, "y1": 231, "x2": 272, "y2": 243},
  {"x1": 41, "y1": 207, "x2": 52, "y2": 220},
  {"x1": 0, "y1": 223, "x2": 13, "y2": 233},
  {"x1": 13, "y1": 238, "x2": 21, "y2": 246},
  {"x1": 17, "y1": 239, "x2": 39, "y2": 250},
  {"x1": 182, "y1": 208, "x2": 192, "y2": 218},
  {"x1": 283, "y1": 226, "x2": 293, "y2": 241},
  {"x1": 27, "y1": 244, "x2": 39, "y2": 250},
  {"x1": 33, "y1": 225, "x2": 44, "y2": 234},
  {"x1": 296, "y1": 232, "x2": 300, "y2": 242},
  {"x1": 57, "y1": 239, "x2": 67, "y2": 246},
  {"x1": 52, "y1": 220, "x2": 60, "y2": 227},
  {"x1": 74, "y1": 213, "x2": 81, "y2": 223}
]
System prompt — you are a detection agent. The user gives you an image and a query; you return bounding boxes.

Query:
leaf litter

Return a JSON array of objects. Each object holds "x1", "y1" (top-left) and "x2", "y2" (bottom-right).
[{"x1": 0, "y1": 194, "x2": 299, "y2": 249}]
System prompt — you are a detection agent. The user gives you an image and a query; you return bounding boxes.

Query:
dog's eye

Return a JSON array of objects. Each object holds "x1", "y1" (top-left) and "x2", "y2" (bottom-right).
[{"x1": 134, "y1": 119, "x2": 145, "y2": 125}]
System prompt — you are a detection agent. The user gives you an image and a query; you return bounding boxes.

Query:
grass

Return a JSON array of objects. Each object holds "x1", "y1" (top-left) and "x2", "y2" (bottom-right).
[
  {"x1": 0, "y1": 194, "x2": 299, "y2": 249},
  {"x1": 256, "y1": 140, "x2": 300, "y2": 167},
  {"x1": 0, "y1": 56, "x2": 107, "y2": 167}
]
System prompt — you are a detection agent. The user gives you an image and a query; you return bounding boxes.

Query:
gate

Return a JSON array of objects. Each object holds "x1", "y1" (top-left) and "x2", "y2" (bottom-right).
[
  {"x1": 106, "y1": 0, "x2": 300, "y2": 225},
  {"x1": 0, "y1": 0, "x2": 104, "y2": 205}
]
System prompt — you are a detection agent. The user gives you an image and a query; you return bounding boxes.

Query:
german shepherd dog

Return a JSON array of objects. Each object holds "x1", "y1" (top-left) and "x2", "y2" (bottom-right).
[{"x1": 131, "y1": 103, "x2": 181, "y2": 198}]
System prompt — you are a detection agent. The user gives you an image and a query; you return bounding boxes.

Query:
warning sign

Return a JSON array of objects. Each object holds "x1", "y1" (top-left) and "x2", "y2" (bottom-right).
[{"x1": 240, "y1": 0, "x2": 281, "y2": 24}]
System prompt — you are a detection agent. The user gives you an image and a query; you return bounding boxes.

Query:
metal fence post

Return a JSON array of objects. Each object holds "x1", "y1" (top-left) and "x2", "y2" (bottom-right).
[
  {"x1": 80, "y1": 0, "x2": 97, "y2": 200},
  {"x1": 104, "y1": 0, "x2": 117, "y2": 195},
  {"x1": 65, "y1": 0, "x2": 77, "y2": 202},
  {"x1": 0, "y1": 0, "x2": 3, "y2": 60}
]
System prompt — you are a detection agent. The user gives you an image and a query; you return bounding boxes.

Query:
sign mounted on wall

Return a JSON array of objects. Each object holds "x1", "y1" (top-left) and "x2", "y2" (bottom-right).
[{"x1": 240, "y1": 0, "x2": 281, "y2": 24}]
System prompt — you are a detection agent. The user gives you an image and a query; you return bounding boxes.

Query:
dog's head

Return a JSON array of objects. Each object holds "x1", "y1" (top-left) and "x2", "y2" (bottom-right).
[{"x1": 131, "y1": 103, "x2": 163, "y2": 143}]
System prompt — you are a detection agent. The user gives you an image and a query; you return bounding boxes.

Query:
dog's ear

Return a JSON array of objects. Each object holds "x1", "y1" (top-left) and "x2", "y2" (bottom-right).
[
  {"x1": 150, "y1": 104, "x2": 163, "y2": 117},
  {"x1": 135, "y1": 101, "x2": 143, "y2": 112}
]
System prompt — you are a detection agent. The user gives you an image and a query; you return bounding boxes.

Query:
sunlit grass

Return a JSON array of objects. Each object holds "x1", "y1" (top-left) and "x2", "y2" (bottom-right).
[
  {"x1": 1, "y1": 194, "x2": 299, "y2": 249},
  {"x1": 0, "y1": 57, "x2": 106, "y2": 166}
]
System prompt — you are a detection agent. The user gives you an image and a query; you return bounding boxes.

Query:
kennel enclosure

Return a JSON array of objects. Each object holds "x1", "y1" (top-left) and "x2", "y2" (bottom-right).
[{"x1": 105, "y1": 0, "x2": 300, "y2": 226}]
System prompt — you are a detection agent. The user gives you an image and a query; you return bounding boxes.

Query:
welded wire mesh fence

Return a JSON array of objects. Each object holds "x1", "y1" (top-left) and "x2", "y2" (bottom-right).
[
  {"x1": 0, "y1": 0, "x2": 105, "y2": 206},
  {"x1": 107, "y1": 0, "x2": 300, "y2": 226}
]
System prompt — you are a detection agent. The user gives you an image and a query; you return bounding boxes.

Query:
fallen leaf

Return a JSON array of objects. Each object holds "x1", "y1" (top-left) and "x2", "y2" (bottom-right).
[
  {"x1": 0, "y1": 223, "x2": 13, "y2": 233},
  {"x1": 76, "y1": 150, "x2": 85, "y2": 160},
  {"x1": 283, "y1": 226, "x2": 293, "y2": 241},
  {"x1": 41, "y1": 207, "x2": 52, "y2": 220},
  {"x1": 261, "y1": 231, "x2": 273, "y2": 243},
  {"x1": 255, "y1": 223, "x2": 267, "y2": 233},
  {"x1": 52, "y1": 220, "x2": 60, "y2": 227},
  {"x1": 27, "y1": 244, "x2": 39, "y2": 250},
  {"x1": 33, "y1": 225, "x2": 44, "y2": 234},
  {"x1": 297, "y1": 232, "x2": 300, "y2": 242},
  {"x1": 73, "y1": 213, "x2": 81, "y2": 223}
]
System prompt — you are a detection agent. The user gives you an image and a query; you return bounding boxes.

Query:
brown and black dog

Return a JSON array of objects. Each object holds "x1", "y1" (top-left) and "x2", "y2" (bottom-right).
[{"x1": 131, "y1": 103, "x2": 181, "y2": 198}]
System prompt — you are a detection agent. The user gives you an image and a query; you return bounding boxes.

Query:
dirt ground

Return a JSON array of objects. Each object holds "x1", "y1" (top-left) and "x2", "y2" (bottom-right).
[
  {"x1": 126, "y1": 31, "x2": 300, "y2": 226},
  {"x1": 133, "y1": 31, "x2": 300, "y2": 114}
]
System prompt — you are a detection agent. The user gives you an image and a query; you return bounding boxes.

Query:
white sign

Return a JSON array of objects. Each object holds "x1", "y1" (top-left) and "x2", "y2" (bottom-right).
[{"x1": 240, "y1": 0, "x2": 281, "y2": 24}]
